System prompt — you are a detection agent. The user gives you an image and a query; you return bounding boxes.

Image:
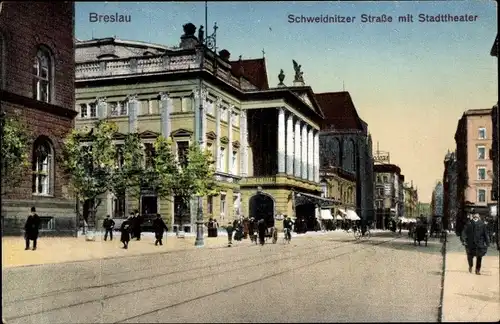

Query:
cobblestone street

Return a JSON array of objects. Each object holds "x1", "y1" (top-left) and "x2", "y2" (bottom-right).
[{"x1": 2, "y1": 231, "x2": 445, "y2": 323}]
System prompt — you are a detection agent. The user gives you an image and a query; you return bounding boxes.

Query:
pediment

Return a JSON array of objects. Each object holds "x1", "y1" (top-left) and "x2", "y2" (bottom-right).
[
  {"x1": 293, "y1": 90, "x2": 324, "y2": 118},
  {"x1": 206, "y1": 131, "x2": 217, "y2": 140},
  {"x1": 232, "y1": 141, "x2": 240, "y2": 149},
  {"x1": 170, "y1": 128, "x2": 193, "y2": 137},
  {"x1": 220, "y1": 136, "x2": 229, "y2": 144},
  {"x1": 139, "y1": 130, "x2": 160, "y2": 139}
]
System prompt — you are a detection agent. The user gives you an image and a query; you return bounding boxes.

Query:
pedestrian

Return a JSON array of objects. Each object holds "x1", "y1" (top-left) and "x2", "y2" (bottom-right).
[
  {"x1": 133, "y1": 210, "x2": 142, "y2": 241},
  {"x1": 103, "y1": 215, "x2": 115, "y2": 241},
  {"x1": 461, "y1": 213, "x2": 490, "y2": 275},
  {"x1": 213, "y1": 219, "x2": 219, "y2": 237},
  {"x1": 128, "y1": 212, "x2": 136, "y2": 239},
  {"x1": 152, "y1": 214, "x2": 169, "y2": 246},
  {"x1": 248, "y1": 217, "x2": 256, "y2": 242},
  {"x1": 398, "y1": 220, "x2": 402, "y2": 235},
  {"x1": 120, "y1": 216, "x2": 132, "y2": 249},
  {"x1": 24, "y1": 207, "x2": 40, "y2": 251},
  {"x1": 226, "y1": 221, "x2": 234, "y2": 247},
  {"x1": 257, "y1": 218, "x2": 266, "y2": 246},
  {"x1": 207, "y1": 218, "x2": 214, "y2": 237},
  {"x1": 283, "y1": 216, "x2": 293, "y2": 241}
]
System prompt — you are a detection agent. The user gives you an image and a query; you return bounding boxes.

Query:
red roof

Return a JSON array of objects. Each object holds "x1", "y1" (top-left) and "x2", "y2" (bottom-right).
[
  {"x1": 315, "y1": 91, "x2": 363, "y2": 130},
  {"x1": 230, "y1": 58, "x2": 269, "y2": 90}
]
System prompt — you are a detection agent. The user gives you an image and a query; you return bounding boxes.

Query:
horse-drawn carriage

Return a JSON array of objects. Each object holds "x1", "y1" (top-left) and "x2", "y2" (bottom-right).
[{"x1": 413, "y1": 223, "x2": 428, "y2": 246}]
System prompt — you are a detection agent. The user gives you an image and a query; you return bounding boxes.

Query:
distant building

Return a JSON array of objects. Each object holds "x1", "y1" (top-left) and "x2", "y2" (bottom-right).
[
  {"x1": 316, "y1": 91, "x2": 374, "y2": 222},
  {"x1": 319, "y1": 166, "x2": 357, "y2": 217},
  {"x1": 430, "y1": 182, "x2": 444, "y2": 217},
  {"x1": 0, "y1": 2, "x2": 77, "y2": 236},
  {"x1": 403, "y1": 182, "x2": 418, "y2": 219},
  {"x1": 454, "y1": 108, "x2": 497, "y2": 234},
  {"x1": 373, "y1": 164, "x2": 404, "y2": 229},
  {"x1": 443, "y1": 151, "x2": 458, "y2": 231}
]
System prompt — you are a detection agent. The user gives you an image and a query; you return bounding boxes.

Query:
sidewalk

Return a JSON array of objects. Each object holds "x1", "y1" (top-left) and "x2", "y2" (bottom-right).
[
  {"x1": 442, "y1": 233, "x2": 500, "y2": 322},
  {"x1": 2, "y1": 234, "x2": 233, "y2": 268}
]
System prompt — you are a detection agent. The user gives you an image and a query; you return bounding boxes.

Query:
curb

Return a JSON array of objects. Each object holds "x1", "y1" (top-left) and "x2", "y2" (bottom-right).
[{"x1": 437, "y1": 232, "x2": 447, "y2": 322}]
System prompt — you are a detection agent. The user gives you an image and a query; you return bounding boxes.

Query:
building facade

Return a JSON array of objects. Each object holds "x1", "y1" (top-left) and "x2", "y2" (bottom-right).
[
  {"x1": 430, "y1": 181, "x2": 444, "y2": 217},
  {"x1": 373, "y1": 164, "x2": 403, "y2": 229},
  {"x1": 454, "y1": 108, "x2": 497, "y2": 234},
  {"x1": 442, "y1": 151, "x2": 458, "y2": 231},
  {"x1": 490, "y1": 35, "x2": 498, "y2": 210},
  {"x1": 316, "y1": 91, "x2": 374, "y2": 222},
  {"x1": 319, "y1": 166, "x2": 357, "y2": 215},
  {"x1": 75, "y1": 24, "x2": 326, "y2": 232},
  {"x1": 0, "y1": 2, "x2": 77, "y2": 236},
  {"x1": 403, "y1": 182, "x2": 418, "y2": 219}
]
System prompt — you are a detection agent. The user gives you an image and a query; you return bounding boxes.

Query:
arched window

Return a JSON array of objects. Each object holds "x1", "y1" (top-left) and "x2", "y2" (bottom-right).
[
  {"x1": 32, "y1": 138, "x2": 53, "y2": 195},
  {"x1": 33, "y1": 47, "x2": 52, "y2": 103}
]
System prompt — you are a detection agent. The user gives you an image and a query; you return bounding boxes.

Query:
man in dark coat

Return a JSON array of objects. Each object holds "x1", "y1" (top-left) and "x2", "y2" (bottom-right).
[
  {"x1": 257, "y1": 218, "x2": 266, "y2": 246},
  {"x1": 133, "y1": 210, "x2": 142, "y2": 241},
  {"x1": 24, "y1": 207, "x2": 40, "y2": 251},
  {"x1": 283, "y1": 216, "x2": 293, "y2": 241},
  {"x1": 120, "y1": 216, "x2": 132, "y2": 249},
  {"x1": 152, "y1": 214, "x2": 169, "y2": 246},
  {"x1": 226, "y1": 221, "x2": 234, "y2": 247},
  {"x1": 103, "y1": 215, "x2": 115, "y2": 241},
  {"x1": 462, "y1": 213, "x2": 490, "y2": 275},
  {"x1": 248, "y1": 217, "x2": 256, "y2": 242}
]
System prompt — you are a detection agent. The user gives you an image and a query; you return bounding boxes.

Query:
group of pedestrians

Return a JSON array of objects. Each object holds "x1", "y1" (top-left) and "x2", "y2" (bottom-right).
[{"x1": 117, "y1": 212, "x2": 168, "y2": 249}]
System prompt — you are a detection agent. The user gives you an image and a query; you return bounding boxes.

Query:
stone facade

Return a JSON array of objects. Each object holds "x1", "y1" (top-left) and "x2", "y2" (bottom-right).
[
  {"x1": 403, "y1": 183, "x2": 418, "y2": 219},
  {"x1": 443, "y1": 151, "x2": 458, "y2": 231},
  {"x1": 0, "y1": 2, "x2": 77, "y2": 236},
  {"x1": 75, "y1": 29, "x2": 325, "y2": 232},
  {"x1": 319, "y1": 167, "x2": 357, "y2": 212}
]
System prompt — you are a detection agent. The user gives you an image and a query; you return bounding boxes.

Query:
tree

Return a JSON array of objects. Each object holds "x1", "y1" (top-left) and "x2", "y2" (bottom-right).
[
  {"x1": 1, "y1": 116, "x2": 30, "y2": 194},
  {"x1": 108, "y1": 133, "x2": 145, "y2": 209},
  {"x1": 60, "y1": 120, "x2": 118, "y2": 228}
]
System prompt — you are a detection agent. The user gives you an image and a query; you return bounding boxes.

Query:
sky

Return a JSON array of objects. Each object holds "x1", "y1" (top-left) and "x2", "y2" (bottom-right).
[{"x1": 75, "y1": 1, "x2": 498, "y2": 202}]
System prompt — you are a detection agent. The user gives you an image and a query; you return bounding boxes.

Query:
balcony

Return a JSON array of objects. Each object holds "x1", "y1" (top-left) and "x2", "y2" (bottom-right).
[
  {"x1": 214, "y1": 171, "x2": 242, "y2": 184},
  {"x1": 240, "y1": 174, "x2": 320, "y2": 191}
]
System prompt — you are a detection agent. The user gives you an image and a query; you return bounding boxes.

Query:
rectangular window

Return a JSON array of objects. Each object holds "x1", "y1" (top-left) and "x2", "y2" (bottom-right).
[
  {"x1": 219, "y1": 147, "x2": 226, "y2": 172},
  {"x1": 383, "y1": 176, "x2": 388, "y2": 183},
  {"x1": 39, "y1": 217, "x2": 55, "y2": 231},
  {"x1": 144, "y1": 143, "x2": 156, "y2": 168},
  {"x1": 207, "y1": 99, "x2": 215, "y2": 116},
  {"x1": 120, "y1": 101, "x2": 128, "y2": 116},
  {"x1": 477, "y1": 146, "x2": 486, "y2": 160},
  {"x1": 377, "y1": 188, "x2": 384, "y2": 197},
  {"x1": 177, "y1": 141, "x2": 189, "y2": 167},
  {"x1": 233, "y1": 113, "x2": 239, "y2": 127},
  {"x1": 113, "y1": 196, "x2": 126, "y2": 218},
  {"x1": 478, "y1": 128, "x2": 486, "y2": 139},
  {"x1": 220, "y1": 193, "x2": 226, "y2": 218},
  {"x1": 79, "y1": 104, "x2": 88, "y2": 118},
  {"x1": 207, "y1": 196, "x2": 213, "y2": 214},
  {"x1": 109, "y1": 102, "x2": 119, "y2": 117},
  {"x1": 232, "y1": 151, "x2": 238, "y2": 174},
  {"x1": 477, "y1": 167, "x2": 486, "y2": 180},
  {"x1": 89, "y1": 102, "x2": 97, "y2": 118},
  {"x1": 477, "y1": 189, "x2": 486, "y2": 203}
]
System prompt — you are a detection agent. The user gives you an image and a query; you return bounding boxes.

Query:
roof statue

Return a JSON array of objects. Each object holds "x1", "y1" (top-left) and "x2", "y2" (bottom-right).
[
  {"x1": 292, "y1": 59, "x2": 304, "y2": 83},
  {"x1": 278, "y1": 69, "x2": 285, "y2": 86},
  {"x1": 198, "y1": 25, "x2": 204, "y2": 42}
]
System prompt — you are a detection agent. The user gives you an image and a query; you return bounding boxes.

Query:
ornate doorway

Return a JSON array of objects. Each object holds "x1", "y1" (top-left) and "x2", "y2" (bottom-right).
[{"x1": 249, "y1": 193, "x2": 275, "y2": 228}]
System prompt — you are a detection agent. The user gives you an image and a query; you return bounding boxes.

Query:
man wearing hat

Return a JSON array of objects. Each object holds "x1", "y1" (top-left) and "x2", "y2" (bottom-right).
[
  {"x1": 461, "y1": 213, "x2": 490, "y2": 275},
  {"x1": 24, "y1": 207, "x2": 41, "y2": 250}
]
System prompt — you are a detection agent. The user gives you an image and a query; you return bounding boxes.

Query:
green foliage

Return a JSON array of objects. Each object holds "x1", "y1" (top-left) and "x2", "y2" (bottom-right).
[
  {"x1": 1, "y1": 116, "x2": 30, "y2": 190},
  {"x1": 109, "y1": 133, "x2": 145, "y2": 198},
  {"x1": 60, "y1": 120, "x2": 118, "y2": 202},
  {"x1": 171, "y1": 143, "x2": 219, "y2": 203},
  {"x1": 148, "y1": 136, "x2": 177, "y2": 198}
]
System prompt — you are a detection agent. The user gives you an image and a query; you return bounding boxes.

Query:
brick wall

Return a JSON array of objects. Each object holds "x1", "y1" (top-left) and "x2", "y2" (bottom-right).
[{"x1": 0, "y1": 2, "x2": 75, "y2": 108}]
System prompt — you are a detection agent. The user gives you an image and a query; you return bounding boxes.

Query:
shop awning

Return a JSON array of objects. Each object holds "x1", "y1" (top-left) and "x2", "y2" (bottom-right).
[
  {"x1": 335, "y1": 215, "x2": 343, "y2": 220},
  {"x1": 337, "y1": 208, "x2": 347, "y2": 215},
  {"x1": 294, "y1": 191, "x2": 337, "y2": 208},
  {"x1": 320, "y1": 209, "x2": 334, "y2": 220},
  {"x1": 345, "y1": 210, "x2": 360, "y2": 221}
]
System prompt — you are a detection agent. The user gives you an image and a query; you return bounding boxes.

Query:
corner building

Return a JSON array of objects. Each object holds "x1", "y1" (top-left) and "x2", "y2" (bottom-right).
[
  {"x1": 75, "y1": 25, "x2": 327, "y2": 231},
  {"x1": 0, "y1": 2, "x2": 77, "y2": 236}
]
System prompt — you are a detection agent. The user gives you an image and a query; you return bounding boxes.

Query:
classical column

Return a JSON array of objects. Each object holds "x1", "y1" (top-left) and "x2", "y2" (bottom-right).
[
  {"x1": 277, "y1": 107, "x2": 286, "y2": 174},
  {"x1": 228, "y1": 105, "x2": 234, "y2": 174},
  {"x1": 286, "y1": 113, "x2": 294, "y2": 175},
  {"x1": 294, "y1": 120, "x2": 301, "y2": 178},
  {"x1": 240, "y1": 109, "x2": 248, "y2": 177},
  {"x1": 307, "y1": 128, "x2": 314, "y2": 181},
  {"x1": 215, "y1": 98, "x2": 222, "y2": 171},
  {"x1": 127, "y1": 95, "x2": 139, "y2": 133},
  {"x1": 97, "y1": 97, "x2": 107, "y2": 120},
  {"x1": 314, "y1": 131, "x2": 320, "y2": 182},
  {"x1": 193, "y1": 89, "x2": 201, "y2": 144},
  {"x1": 301, "y1": 124, "x2": 308, "y2": 179},
  {"x1": 159, "y1": 92, "x2": 172, "y2": 137},
  {"x1": 200, "y1": 87, "x2": 208, "y2": 149}
]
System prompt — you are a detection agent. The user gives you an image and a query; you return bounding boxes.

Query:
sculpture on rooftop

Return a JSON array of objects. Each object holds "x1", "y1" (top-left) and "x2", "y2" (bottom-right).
[
  {"x1": 292, "y1": 59, "x2": 304, "y2": 83},
  {"x1": 278, "y1": 69, "x2": 285, "y2": 85},
  {"x1": 198, "y1": 25, "x2": 204, "y2": 42},
  {"x1": 183, "y1": 23, "x2": 196, "y2": 36}
]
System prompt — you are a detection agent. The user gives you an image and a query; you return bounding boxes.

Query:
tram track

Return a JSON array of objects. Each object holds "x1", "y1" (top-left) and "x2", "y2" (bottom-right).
[
  {"x1": 3, "y1": 235, "x2": 349, "y2": 305},
  {"x1": 4, "y1": 236, "x2": 397, "y2": 323}
]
